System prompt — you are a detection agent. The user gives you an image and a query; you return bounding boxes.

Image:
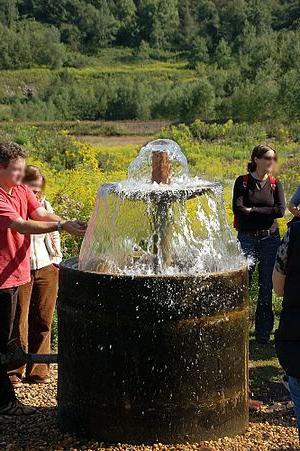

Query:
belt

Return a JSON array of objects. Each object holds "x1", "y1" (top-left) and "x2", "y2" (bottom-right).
[{"x1": 243, "y1": 229, "x2": 279, "y2": 238}]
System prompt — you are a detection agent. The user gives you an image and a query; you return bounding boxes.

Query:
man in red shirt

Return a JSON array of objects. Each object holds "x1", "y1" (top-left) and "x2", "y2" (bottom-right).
[{"x1": 0, "y1": 142, "x2": 86, "y2": 416}]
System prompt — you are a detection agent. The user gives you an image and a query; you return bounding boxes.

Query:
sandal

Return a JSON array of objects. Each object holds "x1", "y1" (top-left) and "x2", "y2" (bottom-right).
[
  {"x1": 9, "y1": 374, "x2": 22, "y2": 388},
  {"x1": 26, "y1": 376, "x2": 50, "y2": 384}
]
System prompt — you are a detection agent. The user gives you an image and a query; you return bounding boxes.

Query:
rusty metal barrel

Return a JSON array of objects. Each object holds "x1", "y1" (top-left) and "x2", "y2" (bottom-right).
[{"x1": 57, "y1": 258, "x2": 249, "y2": 444}]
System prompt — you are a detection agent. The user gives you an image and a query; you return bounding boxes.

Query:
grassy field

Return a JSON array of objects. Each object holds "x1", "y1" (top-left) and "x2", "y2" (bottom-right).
[{"x1": 0, "y1": 119, "x2": 296, "y2": 410}]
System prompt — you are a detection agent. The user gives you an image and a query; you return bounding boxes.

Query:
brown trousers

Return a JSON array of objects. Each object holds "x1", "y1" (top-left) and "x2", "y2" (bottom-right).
[{"x1": 12, "y1": 264, "x2": 59, "y2": 379}]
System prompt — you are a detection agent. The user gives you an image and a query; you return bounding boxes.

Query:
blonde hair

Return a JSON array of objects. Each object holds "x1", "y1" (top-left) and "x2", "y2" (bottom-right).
[{"x1": 24, "y1": 165, "x2": 46, "y2": 199}]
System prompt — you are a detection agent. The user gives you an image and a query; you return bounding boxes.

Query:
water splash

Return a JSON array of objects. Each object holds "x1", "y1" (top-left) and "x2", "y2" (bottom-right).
[{"x1": 79, "y1": 139, "x2": 245, "y2": 275}]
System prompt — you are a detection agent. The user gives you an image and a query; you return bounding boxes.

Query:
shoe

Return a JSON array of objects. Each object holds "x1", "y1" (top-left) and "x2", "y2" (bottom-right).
[
  {"x1": 26, "y1": 376, "x2": 50, "y2": 384},
  {"x1": 249, "y1": 399, "x2": 264, "y2": 411},
  {"x1": 9, "y1": 374, "x2": 22, "y2": 388},
  {"x1": 282, "y1": 375, "x2": 290, "y2": 393},
  {"x1": 0, "y1": 399, "x2": 36, "y2": 416}
]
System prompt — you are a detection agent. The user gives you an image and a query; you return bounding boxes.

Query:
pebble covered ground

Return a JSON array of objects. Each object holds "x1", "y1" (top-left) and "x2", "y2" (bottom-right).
[{"x1": 1, "y1": 366, "x2": 299, "y2": 451}]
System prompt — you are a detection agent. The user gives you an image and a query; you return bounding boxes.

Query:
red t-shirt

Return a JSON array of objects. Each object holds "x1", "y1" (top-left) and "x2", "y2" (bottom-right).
[{"x1": 0, "y1": 184, "x2": 40, "y2": 289}]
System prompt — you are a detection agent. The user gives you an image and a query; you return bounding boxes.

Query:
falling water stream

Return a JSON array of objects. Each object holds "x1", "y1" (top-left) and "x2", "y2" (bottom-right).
[{"x1": 79, "y1": 139, "x2": 245, "y2": 275}]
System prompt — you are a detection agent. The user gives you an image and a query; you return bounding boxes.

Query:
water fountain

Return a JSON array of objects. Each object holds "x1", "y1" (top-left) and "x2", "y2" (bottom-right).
[{"x1": 58, "y1": 139, "x2": 249, "y2": 443}]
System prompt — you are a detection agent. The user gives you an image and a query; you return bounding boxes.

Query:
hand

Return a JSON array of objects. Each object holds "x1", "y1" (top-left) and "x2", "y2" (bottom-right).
[
  {"x1": 62, "y1": 220, "x2": 87, "y2": 236},
  {"x1": 244, "y1": 207, "x2": 252, "y2": 213}
]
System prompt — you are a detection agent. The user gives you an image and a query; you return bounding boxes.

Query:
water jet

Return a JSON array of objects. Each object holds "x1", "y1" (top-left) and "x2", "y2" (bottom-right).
[{"x1": 58, "y1": 139, "x2": 249, "y2": 443}]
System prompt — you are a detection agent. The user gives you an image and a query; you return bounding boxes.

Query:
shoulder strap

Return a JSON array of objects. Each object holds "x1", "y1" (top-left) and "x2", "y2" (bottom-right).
[
  {"x1": 242, "y1": 174, "x2": 249, "y2": 188},
  {"x1": 269, "y1": 175, "x2": 277, "y2": 191}
]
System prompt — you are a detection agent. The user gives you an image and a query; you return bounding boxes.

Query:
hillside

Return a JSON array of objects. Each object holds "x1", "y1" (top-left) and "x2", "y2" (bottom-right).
[{"x1": 0, "y1": 1, "x2": 300, "y2": 122}]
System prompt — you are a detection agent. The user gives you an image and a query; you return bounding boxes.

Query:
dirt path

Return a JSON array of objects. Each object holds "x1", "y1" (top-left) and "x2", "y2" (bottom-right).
[{"x1": 76, "y1": 135, "x2": 154, "y2": 147}]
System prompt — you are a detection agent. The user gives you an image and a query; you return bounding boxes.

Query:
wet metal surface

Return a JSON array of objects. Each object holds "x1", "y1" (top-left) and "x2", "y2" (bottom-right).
[{"x1": 58, "y1": 259, "x2": 249, "y2": 444}]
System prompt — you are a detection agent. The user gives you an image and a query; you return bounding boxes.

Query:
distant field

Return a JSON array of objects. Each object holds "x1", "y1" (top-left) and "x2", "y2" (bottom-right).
[
  {"x1": 77, "y1": 135, "x2": 154, "y2": 147},
  {"x1": 0, "y1": 120, "x2": 171, "y2": 137}
]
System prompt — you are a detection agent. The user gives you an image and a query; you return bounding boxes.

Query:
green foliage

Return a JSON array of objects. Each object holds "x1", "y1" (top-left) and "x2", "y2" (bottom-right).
[
  {"x1": 0, "y1": 21, "x2": 66, "y2": 70},
  {"x1": 0, "y1": 0, "x2": 300, "y2": 123},
  {"x1": 1, "y1": 51, "x2": 300, "y2": 122},
  {"x1": 0, "y1": 0, "x2": 18, "y2": 26},
  {"x1": 180, "y1": 79, "x2": 216, "y2": 122},
  {"x1": 214, "y1": 39, "x2": 232, "y2": 69},
  {"x1": 187, "y1": 37, "x2": 210, "y2": 69},
  {"x1": 0, "y1": 1, "x2": 298, "y2": 63}
]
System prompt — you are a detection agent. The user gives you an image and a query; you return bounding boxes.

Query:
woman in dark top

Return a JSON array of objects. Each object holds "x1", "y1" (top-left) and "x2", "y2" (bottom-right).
[{"x1": 232, "y1": 144, "x2": 286, "y2": 344}]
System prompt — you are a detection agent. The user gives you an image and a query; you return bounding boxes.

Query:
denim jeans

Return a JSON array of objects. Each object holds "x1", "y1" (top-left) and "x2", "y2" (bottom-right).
[
  {"x1": 238, "y1": 232, "x2": 281, "y2": 342},
  {"x1": 289, "y1": 376, "x2": 300, "y2": 435}
]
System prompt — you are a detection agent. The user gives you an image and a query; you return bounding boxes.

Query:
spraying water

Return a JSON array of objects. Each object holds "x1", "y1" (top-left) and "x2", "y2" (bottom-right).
[{"x1": 79, "y1": 139, "x2": 244, "y2": 275}]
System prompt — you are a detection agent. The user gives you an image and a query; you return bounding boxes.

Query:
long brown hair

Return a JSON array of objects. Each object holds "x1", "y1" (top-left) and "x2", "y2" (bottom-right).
[
  {"x1": 247, "y1": 144, "x2": 277, "y2": 173},
  {"x1": 24, "y1": 165, "x2": 46, "y2": 199}
]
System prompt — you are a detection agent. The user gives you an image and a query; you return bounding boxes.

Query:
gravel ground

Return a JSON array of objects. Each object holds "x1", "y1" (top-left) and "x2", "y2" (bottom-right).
[{"x1": 1, "y1": 366, "x2": 299, "y2": 451}]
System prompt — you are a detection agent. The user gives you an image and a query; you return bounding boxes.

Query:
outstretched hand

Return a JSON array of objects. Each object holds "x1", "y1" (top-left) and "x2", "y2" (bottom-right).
[{"x1": 62, "y1": 220, "x2": 87, "y2": 236}]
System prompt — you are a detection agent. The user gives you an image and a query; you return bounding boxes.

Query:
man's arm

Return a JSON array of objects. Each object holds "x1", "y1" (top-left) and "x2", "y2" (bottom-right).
[
  {"x1": 30, "y1": 206, "x2": 62, "y2": 223},
  {"x1": 272, "y1": 229, "x2": 290, "y2": 297},
  {"x1": 288, "y1": 202, "x2": 300, "y2": 217},
  {"x1": 10, "y1": 217, "x2": 86, "y2": 236},
  {"x1": 10, "y1": 218, "x2": 60, "y2": 234}
]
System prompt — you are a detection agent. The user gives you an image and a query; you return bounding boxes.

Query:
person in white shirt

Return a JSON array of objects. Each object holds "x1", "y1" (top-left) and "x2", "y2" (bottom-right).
[{"x1": 10, "y1": 166, "x2": 62, "y2": 386}]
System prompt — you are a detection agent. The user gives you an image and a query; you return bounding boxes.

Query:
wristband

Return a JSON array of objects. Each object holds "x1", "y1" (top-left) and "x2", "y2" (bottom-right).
[{"x1": 57, "y1": 221, "x2": 63, "y2": 233}]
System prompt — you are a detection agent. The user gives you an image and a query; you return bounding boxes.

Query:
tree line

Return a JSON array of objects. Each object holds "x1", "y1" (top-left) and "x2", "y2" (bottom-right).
[
  {"x1": 0, "y1": 0, "x2": 299, "y2": 67},
  {"x1": 1, "y1": 1, "x2": 300, "y2": 122}
]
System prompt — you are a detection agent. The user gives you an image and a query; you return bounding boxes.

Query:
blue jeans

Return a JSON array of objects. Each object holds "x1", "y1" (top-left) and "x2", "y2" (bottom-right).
[
  {"x1": 289, "y1": 376, "x2": 300, "y2": 434},
  {"x1": 238, "y1": 232, "x2": 280, "y2": 341}
]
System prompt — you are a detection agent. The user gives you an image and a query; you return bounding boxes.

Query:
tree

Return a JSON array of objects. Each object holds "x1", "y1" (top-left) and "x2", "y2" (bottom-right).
[
  {"x1": 280, "y1": 69, "x2": 300, "y2": 119},
  {"x1": 136, "y1": 0, "x2": 179, "y2": 49},
  {"x1": 78, "y1": 1, "x2": 119, "y2": 50},
  {"x1": 27, "y1": 0, "x2": 76, "y2": 24},
  {"x1": 0, "y1": 21, "x2": 67, "y2": 69},
  {"x1": 113, "y1": 0, "x2": 137, "y2": 45},
  {"x1": 230, "y1": 68, "x2": 280, "y2": 121},
  {"x1": 180, "y1": 78, "x2": 215, "y2": 121},
  {"x1": 248, "y1": 0, "x2": 273, "y2": 34},
  {"x1": 278, "y1": 30, "x2": 300, "y2": 71},
  {"x1": 214, "y1": 38, "x2": 232, "y2": 68},
  {"x1": 187, "y1": 37, "x2": 209, "y2": 68},
  {"x1": 238, "y1": 22, "x2": 277, "y2": 79},
  {"x1": 196, "y1": 0, "x2": 220, "y2": 49},
  {"x1": 0, "y1": 0, "x2": 18, "y2": 26},
  {"x1": 218, "y1": 0, "x2": 248, "y2": 50},
  {"x1": 178, "y1": 0, "x2": 198, "y2": 47}
]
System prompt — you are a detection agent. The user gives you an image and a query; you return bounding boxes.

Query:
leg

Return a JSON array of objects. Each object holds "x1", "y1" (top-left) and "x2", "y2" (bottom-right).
[
  {"x1": 256, "y1": 234, "x2": 281, "y2": 342},
  {"x1": 27, "y1": 265, "x2": 58, "y2": 380},
  {"x1": 10, "y1": 279, "x2": 33, "y2": 379},
  {"x1": 238, "y1": 232, "x2": 259, "y2": 286},
  {"x1": 289, "y1": 376, "x2": 300, "y2": 437},
  {"x1": 0, "y1": 289, "x2": 18, "y2": 406}
]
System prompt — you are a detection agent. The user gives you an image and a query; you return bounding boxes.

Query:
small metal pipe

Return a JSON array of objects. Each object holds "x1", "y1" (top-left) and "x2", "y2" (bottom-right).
[
  {"x1": 152, "y1": 151, "x2": 170, "y2": 185},
  {"x1": 0, "y1": 339, "x2": 58, "y2": 367},
  {"x1": 26, "y1": 354, "x2": 58, "y2": 364}
]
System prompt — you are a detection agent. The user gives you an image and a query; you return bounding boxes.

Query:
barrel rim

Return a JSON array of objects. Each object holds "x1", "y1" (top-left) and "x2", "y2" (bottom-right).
[{"x1": 61, "y1": 257, "x2": 248, "y2": 281}]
